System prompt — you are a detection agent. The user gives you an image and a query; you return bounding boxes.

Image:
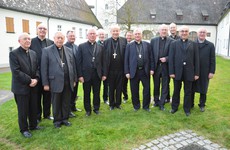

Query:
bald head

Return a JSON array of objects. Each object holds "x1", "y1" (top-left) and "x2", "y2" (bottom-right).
[
  {"x1": 37, "y1": 23, "x2": 47, "y2": 40},
  {"x1": 179, "y1": 25, "x2": 189, "y2": 40},
  {"x1": 169, "y1": 23, "x2": 177, "y2": 36},
  {"x1": 18, "y1": 32, "x2": 31, "y2": 50},
  {"x1": 197, "y1": 27, "x2": 207, "y2": 41},
  {"x1": 54, "y1": 32, "x2": 65, "y2": 48},
  {"x1": 158, "y1": 24, "x2": 168, "y2": 38}
]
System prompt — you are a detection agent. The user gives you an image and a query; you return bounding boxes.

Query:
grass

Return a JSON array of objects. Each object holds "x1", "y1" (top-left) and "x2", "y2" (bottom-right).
[{"x1": 0, "y1": 56, "x2": 229, "y2": 149}]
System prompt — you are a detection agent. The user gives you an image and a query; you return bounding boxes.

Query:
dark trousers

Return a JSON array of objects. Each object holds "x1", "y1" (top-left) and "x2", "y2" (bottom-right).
[
  {"x1": 14, "y1": 87, "x2": 38, "y2": 133},
  {"x1": 172, "y1": 79, "x2": 192, "y2": 113},
  {"x1": 103, "y1": 80, "x2": 109, "y2": 102},
  {"x1": 167, "y1": 77, "x2": 171, "y2": 100},
  {"x1": 51, "y1": 84, "x2": 71, "y2": 125},
  {"x1": 130, "y1": 69, "x2": 150, "y2": 109},
  {"x1": 83, "y1": 70, "x2": 101, "y2": 112},
  {"x1": 153, "y1": 65, "x2": 169, "y2": 106},
  {"x1": 191, "y1": 90, "x2": 207, "y2": 108},
  {"x1": 70, "y1": 82, "x2": 78, "y2": 111},
  {"x1": 122, "y1": 76, "x2": 128, "y2": 100},
  {"x1": 37, "y1": 81, "x2": 51, "y2": 119},
  {"x1": 108, "y1": 70, "x2": 123, "y2": 107}
]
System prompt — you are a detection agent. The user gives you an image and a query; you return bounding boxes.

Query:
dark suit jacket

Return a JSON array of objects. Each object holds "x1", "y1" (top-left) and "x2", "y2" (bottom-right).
[
  {"x1": 194, "y1": 39, "x2": 216, "y2": 94},
  {"x1": 64, "y1": 42, "x2": 78, "y2": 64},
  {"x1": 30, "y1": 37, "x2": 54, "y2": 66},
  {"x1": 124, "y1": 41, "x2": 154, "y2": 79},
  {"x1": 150, "y1": 37, "x2": 173, "y2": 71},
  {"x1": 103, "y1": 37, "x2": 127, "y2": 76},
  {"x1": 169, "y1": 39, "x2": 200, "y2": 81},
  {"x1": 76, "y1": 41, "x2": 104, "y2": 82},
  {"x1": 10, "y1": 47, "x2": 40, "y2": 95},
  {"x1": 41, "y1": 44, "x2": 76, "y2": 93}
]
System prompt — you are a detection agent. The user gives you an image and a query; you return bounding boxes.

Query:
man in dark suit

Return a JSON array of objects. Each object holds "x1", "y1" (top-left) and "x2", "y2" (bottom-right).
[
  {"x1": 169, "y1": 23, "x2": 180, "y2": 40},
  {"x1": 41, "y1": 32, "x2": 76, "y2": 128},
  {"x1": 77, "y1": 28, "x2": 104, "y2": 116},
  {"x1": 124, "y1": 28, "x2": 154, "y2": 111},
  {"x1": 30, "y1": 23, "x2": 54, "y2": 122},
  {"x1": 97, "y1": 29, "x2": 109, "y2": 105},
  {"x1": 103, "y1": 24, "x2": 127, "y2": 110},
  {"x1": 65, "y1": 30, "x2": 82, "y2": 118},
  {"x1": 122, "y1": 31, "x2": 133, "y2": 104},
  {"x1": 10, "y1": 33, "x2": 42, "y2": 138},
  {"x1": 169, "y1": 25, "x2": 200, "y2": 116},
  {"x1": 191, "y1": 27, "x2": 216, "y2": 112},
  {"x1": 150, "y1": 24, "x2": 173, "y2": 110}
]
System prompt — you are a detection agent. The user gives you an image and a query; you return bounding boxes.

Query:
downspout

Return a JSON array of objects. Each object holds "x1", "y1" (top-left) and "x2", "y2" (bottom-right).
[
  {"x1": 228, "y1": 23, "x2": 230, "y2": 56},
  {"x1": 47, "y1": 17, "x2": 50, "y2": 39}
]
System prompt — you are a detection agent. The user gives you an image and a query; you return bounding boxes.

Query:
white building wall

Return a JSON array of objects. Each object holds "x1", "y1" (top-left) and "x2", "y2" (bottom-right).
[
  {"x1": 0, "y1": 8, "x2": 93, "y2": 67},
  {"x1": 216, "y1": 12, "x2": 230, "y2": 56}
]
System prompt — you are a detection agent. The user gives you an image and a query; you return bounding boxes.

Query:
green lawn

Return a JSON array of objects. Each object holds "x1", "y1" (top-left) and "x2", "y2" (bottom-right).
[{"x1": 0, "y1": 56, "x2": 229, "y2": 149}]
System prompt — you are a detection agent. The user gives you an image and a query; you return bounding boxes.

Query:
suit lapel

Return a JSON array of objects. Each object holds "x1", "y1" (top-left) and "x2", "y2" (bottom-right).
[
  {"x1": 156, "y1": 37, "x2": 160, "y2": 60},
  {"x1": 119, "y1": 38, "x2": 123, "y2": 58},
  {"x1": 52, "y1": 45, "x2": 63, "y2": 69}
]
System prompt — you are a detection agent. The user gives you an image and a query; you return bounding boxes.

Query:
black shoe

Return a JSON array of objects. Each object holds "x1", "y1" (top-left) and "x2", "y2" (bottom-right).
[
  {"x1": 69, "y1": 112, "x2": 76, "y2": 118},
  {"x1": 86, "y1": 111, "x2": 91, "y2": 116},
  {"x1": 93, "y1": 110, "x2": 100, "y2": 115},
  {"x1": 54, "y1": 123, "x2": 61, "y2": 128},
  {"x1": 116, "y1": 105, "x2": 122, "y2": 109},
  {"x1": 143, "y1": 108, "x2": 151, "y2": 112},
  {"x1": 170, "y1": 109, "x2": 178, "y2": 114},
  {"x1": 123, "y1": 99, "x2": 128, "y2": 103},
  {"x1": 110, "y1": 106, "x2": 114, "y2": 110},
  {"x1": 159, "y1": 106, "x2": 165, "y2": 111},
  {"x1": 134, "y1": 108, "x2": 139, "y2": 112},
  {"x1": 200, "y1": 107, "x2": 205, "y2": 112},
  {"x1": 44, "y1": 116, "x2": 54, "y2": 120},
  {"x1": 62, "y1": 121, "x2": 71, "y2": 126},
  {"x1": 22, "y1": 131, "x2": 32, "y2": 138},
  {"x1": 165, "y1": 99, "x2": 170, "y2": 103},
  {"x1": 30, "y1": 126, "x2": 44, "y2": 131},
  {"x1": 153, "y1": 103, "x2": 159, "y2": 107},
  {"x1": 37, "y1": 119, "x2": 41, "y2": 124},
  {"x1": 185, "y1": 112, "x2": 191, "y2": 116}
]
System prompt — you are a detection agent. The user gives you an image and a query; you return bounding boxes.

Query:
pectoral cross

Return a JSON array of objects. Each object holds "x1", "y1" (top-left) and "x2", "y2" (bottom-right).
[
  {"x1": 139, "y1": 54, "x2": 142, "y2": 58},
  {"x1": 113, "y1": 53, "x2": 117, "y2": 59}
]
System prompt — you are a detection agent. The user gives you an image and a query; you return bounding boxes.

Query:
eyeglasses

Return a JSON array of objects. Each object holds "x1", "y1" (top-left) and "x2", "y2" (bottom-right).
[
  {"x1": 180, "y1": 30, "x2": 189, "y2": 33},
  {"x1": 38, "y1": 27, "x2": 47, "y2": 30}
]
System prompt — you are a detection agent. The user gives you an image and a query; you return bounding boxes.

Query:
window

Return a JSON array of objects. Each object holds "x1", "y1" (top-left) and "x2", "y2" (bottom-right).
[
  {"x1": 176, "y1": 10, "x2": 183, "y2": 20},
  {"x1": 57, "y1": 25, "x2": 62, "y2": 31},
  {"x1": 36, "y1": 21, "x2": 42, "y2": 28},
  {"x1": 85, "y1": 29, "x2": 88, "y2": 38},
  {"x1": 22, "y1": 19, "x2": 29, "y2": 33},
  {"x1": 105, "y1": 4, "x2": 108, "y2": 10},
  {"x1": 72, "y1": 27, "x2": 76, "y2": 31},
  {"x1": 79, "y1": 28, "x2": 83, "y2": 38},
  {"x1": 9, "y1": 47, "x2": 14, "y2": 52},
  {"x1": 105, "y1": 19, "x2": 108, "y2": 25},
  {"x1": 189, "y1": 31, "x2": 197, "y2": 41},
  {"x1": 201, "y1": 10, "x2": 209, "y2": 21},
  {"x1": 5, "y1": 17, "x2": 15, "y2": 33},
  {"x1": 207, "y1": 32, "x2": 211, "y2": 37},
  {"x1": 150, "y1": 9, "x2": 156, "y2": 19}
]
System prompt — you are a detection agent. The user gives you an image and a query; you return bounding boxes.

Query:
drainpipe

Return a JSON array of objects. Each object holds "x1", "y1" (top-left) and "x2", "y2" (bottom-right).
[
  {"x1": 228, "y1": 23, "x2": 230, "y2": 56},
  {"x1": 47, "y1": 17, "x2": 50, "y2": 39}
]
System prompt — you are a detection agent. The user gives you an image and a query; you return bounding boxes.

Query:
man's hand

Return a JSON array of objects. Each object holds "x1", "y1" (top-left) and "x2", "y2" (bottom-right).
[
  {"x1": 126, "y1": 74, "x2": 130, "y2": 79},
  {"x1": 44, "y1": 85, "x2": 50, "y2": 91},
  {"x1": 78, "y1": 77, "x2": 84, "y2": 83},
  {"x1": 29, "y1": 79, "x2": 38, "y2": 87},
  {"x1": 170, "y1": 74, "x2": 175, "y2": 78},
  {"x1": 159, "y1": 57, "x2": 166, "y2": 63},
  {"x1": 150, "y1": 70, "x2": 154, "y2": 75},
  {"x1": 102, "y1": 76, "x2": 107, "y2": 81},
  {"x1": 194, "y1": 75, "x2": 199, "y2": 80},
  {"x1": 208, "y1": 73, "x2": 214, "y2": 79}
]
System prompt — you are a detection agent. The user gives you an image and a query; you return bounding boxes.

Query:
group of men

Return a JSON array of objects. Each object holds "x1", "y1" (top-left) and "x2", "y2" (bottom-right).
[{"x1": 9, "y1": 23, "x2": 215, "y2": 138}]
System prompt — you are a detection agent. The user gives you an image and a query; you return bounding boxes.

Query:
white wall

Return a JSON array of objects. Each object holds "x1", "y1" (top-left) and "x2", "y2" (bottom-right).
[
  {"x1": 0, "y1": 8, "x2": 93, "y2": 67},
  {"x1": 216, "y1": 12, "x2": 230, "y2": 56}
]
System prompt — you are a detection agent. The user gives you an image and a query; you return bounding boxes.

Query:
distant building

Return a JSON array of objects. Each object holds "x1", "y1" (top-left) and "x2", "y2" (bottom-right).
[
  {"x1": 0, "y1": 0, "x2": 102, "y2": 67},
  {"x1": 117, "y1": 0, "x2": 228, "y2": 49},
  {"x1": 216, "y1": 2, "x2": 230, "y2": 57}
]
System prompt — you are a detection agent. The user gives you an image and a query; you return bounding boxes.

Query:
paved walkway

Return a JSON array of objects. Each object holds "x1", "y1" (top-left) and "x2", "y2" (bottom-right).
[
  {"x1": 0, "y1": 90, "x2": 13, "y2": 105},
  {"x1": 132, "y1": 130, "x2": 227, "y2": 150}
]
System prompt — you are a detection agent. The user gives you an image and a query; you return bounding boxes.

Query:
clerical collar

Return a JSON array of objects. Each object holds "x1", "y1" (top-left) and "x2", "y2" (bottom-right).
[
  {"x1": 198, "y1": 39, "x2": 205, "y2": 43},
  {"x1": 20, "y1": 46, "x2": 29, "y2": 53},
  {"x1": 161, "y1": 37, "x2": 166, "y2": 40},
  {"x1": 112, "y1": 37, "x2": 119, "y2": 42},
  {"x1": 135, "y1": 41, "x2": 142, "y2": 45},
  {"x1": 181, "y1": 39, "x2": 188, "y2": 42},
  {"x1": 88, "y1": 41, "x2": 96, "y2": 45},
  {"x1": 56, "y1": 45, "x2": 63, "y2": 50},
  {"x1": 38, "y1": 36, "x2": 46, "y2": 42}
]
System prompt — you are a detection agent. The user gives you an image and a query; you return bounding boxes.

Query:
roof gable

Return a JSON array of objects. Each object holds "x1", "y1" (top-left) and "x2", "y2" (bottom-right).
[{"x1": 0, "y1": 0, "x2": 102, "y2": 28}]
